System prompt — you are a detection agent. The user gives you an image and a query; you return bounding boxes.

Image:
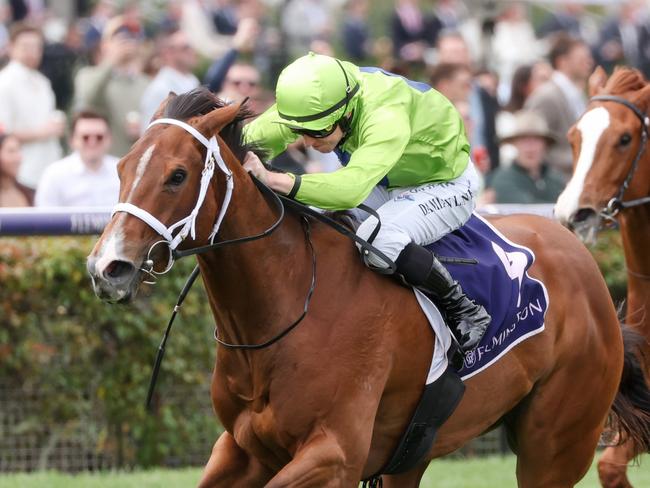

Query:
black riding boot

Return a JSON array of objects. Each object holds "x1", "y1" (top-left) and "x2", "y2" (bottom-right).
[{"x1": 396, "y1": 242, "x2": 490, "y2": 351}]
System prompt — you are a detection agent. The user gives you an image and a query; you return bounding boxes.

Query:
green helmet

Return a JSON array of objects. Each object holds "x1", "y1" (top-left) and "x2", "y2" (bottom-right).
[{"x1": 276, "y1": 52, "x2": 360, "y2": 131}]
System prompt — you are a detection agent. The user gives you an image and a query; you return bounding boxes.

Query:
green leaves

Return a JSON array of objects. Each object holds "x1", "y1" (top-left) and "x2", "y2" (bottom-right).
[
  {"x1": 588, "y1": 230, "x2": 627, "y2": 304},
  {"x1": 1, "y1": 237, "x2": 220, "y2": 467}
]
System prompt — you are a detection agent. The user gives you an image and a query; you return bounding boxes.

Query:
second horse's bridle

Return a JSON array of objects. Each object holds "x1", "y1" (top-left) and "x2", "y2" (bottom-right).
[{"x1": 590, "y1": 95, "x2": 650, "y2": 218}]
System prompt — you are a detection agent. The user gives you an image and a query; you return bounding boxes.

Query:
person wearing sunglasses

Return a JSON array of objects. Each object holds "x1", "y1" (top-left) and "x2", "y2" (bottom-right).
[
  {"x1": 35, "y1": 110, "x2": 120, "y2": 207},
  {"x1": 243, "y1": 52, "x2": 489, "y2": 352}
]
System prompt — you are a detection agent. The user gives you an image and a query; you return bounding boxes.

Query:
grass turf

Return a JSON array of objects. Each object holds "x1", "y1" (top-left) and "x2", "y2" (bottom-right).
[{"x1": 0, "y1": 455, "x2": 648, "y2": 487}]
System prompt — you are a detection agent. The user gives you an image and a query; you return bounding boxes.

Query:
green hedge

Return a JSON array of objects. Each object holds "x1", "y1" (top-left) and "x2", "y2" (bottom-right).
[
  {"x1": 0, "y1": 237, "x2": 218, "y2": 468},
  {"x1": 0, "y1": 232, "x2": 627, "y2": 469},
  {"x1": 589, "y1": 230, "x2": 627, "y2": 304}
]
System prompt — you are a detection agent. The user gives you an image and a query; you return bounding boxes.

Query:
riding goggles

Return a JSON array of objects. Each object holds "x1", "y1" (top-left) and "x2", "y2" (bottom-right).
[{"x1": 290, "y1": 123, "x2": 337, "y2": 139}]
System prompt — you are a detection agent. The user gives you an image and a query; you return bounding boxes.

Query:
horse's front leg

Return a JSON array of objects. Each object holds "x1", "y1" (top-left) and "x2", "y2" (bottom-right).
[
  {"x1": 265, "y1": 430, "x2": 364, "y2": 488},
  {"x1": 198, "y1": 431, "x2": 273, "y2": 488}
]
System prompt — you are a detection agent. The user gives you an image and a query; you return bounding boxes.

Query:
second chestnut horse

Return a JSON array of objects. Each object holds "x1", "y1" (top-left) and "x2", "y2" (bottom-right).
[{"x1": 557, "y1": 66, "x2": 650, "y2": 488}]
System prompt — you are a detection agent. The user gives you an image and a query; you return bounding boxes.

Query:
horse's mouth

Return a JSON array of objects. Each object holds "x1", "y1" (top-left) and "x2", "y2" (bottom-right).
[
  {"x1": 90, "y1": 273, "x2": 140, "y2": 304},
  {"x1": 564, "y1": 207, "x2": 601, "y2": 247},
  {"x1": 571, "y1": 221, "x2": 599, "y2": 247}
]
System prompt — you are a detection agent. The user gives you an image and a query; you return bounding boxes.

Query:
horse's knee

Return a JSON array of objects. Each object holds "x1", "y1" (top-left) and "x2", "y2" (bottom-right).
[
  {"x1": 597, "y1": 457, "x2": 632, "y2": 488},
  {"x1": 198, "y1": 432, "x2": 271, "y2": 488},
  {"x1": 265, "y1": 437, "x2": 357, "y2": 488}
]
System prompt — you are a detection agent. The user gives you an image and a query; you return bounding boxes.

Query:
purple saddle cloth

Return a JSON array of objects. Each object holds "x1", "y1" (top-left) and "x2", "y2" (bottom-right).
[{"x1": 426, "y1": 213, "x2": 549, "y2": 380}]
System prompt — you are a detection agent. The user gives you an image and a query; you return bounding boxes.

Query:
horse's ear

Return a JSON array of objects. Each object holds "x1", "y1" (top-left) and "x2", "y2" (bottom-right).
[
  {"x1": 634, "y1": 84, "x2": 650, "y2": 112},
  {"x1": 588, "y1": 66, "x2": 608, "y2": 97},
  {"x1": 196, "y1": 100, "x2": 244, "y2": 136},
  {"x1": 150, "y1": 92, "x2": 178, "y2": 123}
]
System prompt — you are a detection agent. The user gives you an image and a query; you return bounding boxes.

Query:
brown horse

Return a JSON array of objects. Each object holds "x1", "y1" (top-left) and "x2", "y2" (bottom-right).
[
  {"x1": 556, "y1": 66, "x2": 650, "y2": 488},
  {"x1": 87, "y1": 88, "x2": 649, "y2": 487}
]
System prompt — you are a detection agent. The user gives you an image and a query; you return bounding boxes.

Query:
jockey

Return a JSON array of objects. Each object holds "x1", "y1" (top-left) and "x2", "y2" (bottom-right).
[{"x1": 242, "y1": 52, "x2": 489, "y2": 351}]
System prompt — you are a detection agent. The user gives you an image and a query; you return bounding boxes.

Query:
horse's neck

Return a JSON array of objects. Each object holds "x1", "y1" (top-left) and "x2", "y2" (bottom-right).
[
  {"x1": 196, "y1": 178, "x2": 311, "y2": 347},
  {"x1": 620, "y1": 205, "x2": 650, "y2": 327}
]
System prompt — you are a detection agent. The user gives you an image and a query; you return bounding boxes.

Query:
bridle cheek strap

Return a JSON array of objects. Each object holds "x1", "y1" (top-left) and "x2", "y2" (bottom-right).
[
  {"x1": 111, "y1": 117, "x2": 234, "y2": 272},
  {"x1": 590, "y1": 95, "x2": 650, "y2": 217}
]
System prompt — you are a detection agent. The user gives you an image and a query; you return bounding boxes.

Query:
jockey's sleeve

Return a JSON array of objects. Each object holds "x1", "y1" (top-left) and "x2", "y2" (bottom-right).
[
  {"x1": 293, "y1": 108, "x2": 411, "y2": 210},
  {"x1": 243, "y1": 104, "x2": 299, "y2": 158}
]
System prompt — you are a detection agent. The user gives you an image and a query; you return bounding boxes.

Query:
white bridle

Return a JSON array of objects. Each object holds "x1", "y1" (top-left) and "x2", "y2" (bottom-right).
[{"x1": 112, "y1": 117, "x2": 234, "y2": 275}]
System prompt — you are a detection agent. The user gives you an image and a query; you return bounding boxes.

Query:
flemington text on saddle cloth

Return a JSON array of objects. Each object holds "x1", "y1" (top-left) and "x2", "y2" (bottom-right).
[{"x1": 418, "y1": 213, "x2": 549, "y2": 383}]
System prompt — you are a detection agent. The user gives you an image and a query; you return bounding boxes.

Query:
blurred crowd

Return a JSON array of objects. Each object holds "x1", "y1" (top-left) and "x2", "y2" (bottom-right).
[{"x1": 0, "y1": 0, "x2": 648, "y2": 210}]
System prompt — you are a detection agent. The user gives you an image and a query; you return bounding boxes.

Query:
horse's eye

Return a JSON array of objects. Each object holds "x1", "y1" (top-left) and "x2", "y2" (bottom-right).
[
  {"x1": 167, "y1": 169, "x2": 187, "y2": 186},
  {"x1": 619, "y1": 133, "x2": 632, "y2": 146}
]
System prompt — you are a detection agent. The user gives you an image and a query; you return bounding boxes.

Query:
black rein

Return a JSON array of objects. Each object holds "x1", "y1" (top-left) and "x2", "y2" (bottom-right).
[{"x1": 146, "y1": 176, "x2": 396, "y2": 410}]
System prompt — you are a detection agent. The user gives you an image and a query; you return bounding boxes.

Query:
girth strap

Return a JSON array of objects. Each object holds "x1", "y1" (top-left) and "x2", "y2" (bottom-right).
[{"x1": 362, "y1": 364, "x2": 465, "y2": 484}]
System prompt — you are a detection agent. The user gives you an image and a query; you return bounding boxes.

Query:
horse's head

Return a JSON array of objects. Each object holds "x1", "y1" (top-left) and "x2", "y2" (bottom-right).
[
  {"x1": 87, "y1": 88, "x2": 250, "y2": 303},
  {"x1": 556, "y1": 67, "x2": 650, "y2": 244}
]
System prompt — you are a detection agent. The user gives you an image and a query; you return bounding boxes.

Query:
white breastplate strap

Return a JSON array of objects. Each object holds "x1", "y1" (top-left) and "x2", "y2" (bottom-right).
[{"x1": 112, "y1": 117, "x2": 234, "y2": 254}]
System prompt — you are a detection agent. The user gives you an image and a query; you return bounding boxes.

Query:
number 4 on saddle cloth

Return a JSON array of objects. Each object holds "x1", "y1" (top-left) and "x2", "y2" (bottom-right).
[
  {"x1": 427, "y1": 212, "x2": 549, "y2": 380},
  {"x1": 370, "y1": 213, "x2": 549, "y2": 479}
]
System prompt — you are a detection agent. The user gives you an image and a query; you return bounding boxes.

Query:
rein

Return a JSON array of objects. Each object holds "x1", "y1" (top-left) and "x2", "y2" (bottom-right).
[
  {"x1": 137, "y1": 116, "x2": 477, "y2": 409},
  {"x1": 590, "y1": 95, "x2": 650, "y2": 218},
  {"x1": 128, "y1": 116, "x2": 477, "y2": 409},
  {"x1": 138, "y1": 116, "x2": 399, "y2": 409},
  {"x1": 213, "y1": 216, "x2": 316, "y2": 349}
]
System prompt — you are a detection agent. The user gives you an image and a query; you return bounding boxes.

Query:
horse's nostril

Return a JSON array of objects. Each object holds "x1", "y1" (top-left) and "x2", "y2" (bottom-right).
[
  {"x1": 572, "y1": 208, "x2": 598, "y2": 225},
  {"x1": 103, "y1": 260, "x2": 136, "y2": 281}
]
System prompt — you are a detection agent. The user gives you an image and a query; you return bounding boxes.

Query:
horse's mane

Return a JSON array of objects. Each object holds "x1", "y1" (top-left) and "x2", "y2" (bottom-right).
[
  {"x1": 604, "y1": 67, "x2": 648, "y2": 95},
  {"x1": 163, "y1": 87, "x2": 267, "y2": 162}
]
